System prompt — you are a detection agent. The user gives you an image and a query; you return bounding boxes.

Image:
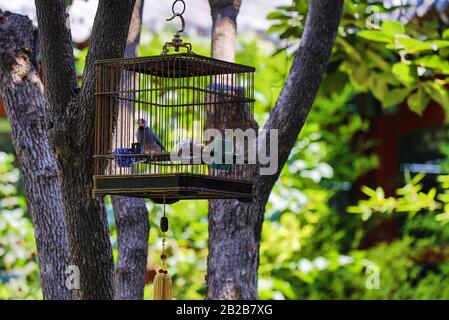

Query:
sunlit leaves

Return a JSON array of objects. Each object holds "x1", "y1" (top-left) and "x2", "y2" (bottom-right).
[
  {"x1": 382, "y1": 20, "x2": 405, "y2": 37},
  {"x1": 383, "y1": 87, "x2": 413, "y2": 108},
  {"x1": 423, "y1": 81, "x2": 449, "y2": 112},
  {"x1": 407, "y1": 85, "x2": 430, "y2": 115},
  {"x1": 0, "y1": 152, "x2": 41, "y2": 299},
  {"x1": 443, "y1": 29, "x2": 449, "y2": 40},
  {"x1": 392, "y1": 63, "x2": 417, "y2": 87},
  {"x1": 358, "y1": 29, "x2": 392, "y2": 43},
  {"x1": 414, "y1": 55, "x2": 449, "y2": 74},
  {"x1": 348, "y1": 172, "x2": 447, "y2": 223},
  {"x1": 267, "y1": 0, "x2": 449, "y2": 115},
  {"x1": 368, "y1": 74, "x2": 388, "y2": 100}
]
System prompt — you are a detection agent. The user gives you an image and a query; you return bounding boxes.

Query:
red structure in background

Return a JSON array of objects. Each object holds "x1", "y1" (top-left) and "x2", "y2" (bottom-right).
[
  {"x1": 0, "y1": 99, "x2": 6, "y2": 118},
  {"x1": 358, "y1": 101, "x2": 446, "y2": 196}
]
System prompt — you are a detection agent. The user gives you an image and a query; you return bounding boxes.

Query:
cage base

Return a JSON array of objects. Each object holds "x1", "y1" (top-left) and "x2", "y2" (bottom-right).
[{"x1": 93, "y1": 174, "x2": 254, "y2": 204}]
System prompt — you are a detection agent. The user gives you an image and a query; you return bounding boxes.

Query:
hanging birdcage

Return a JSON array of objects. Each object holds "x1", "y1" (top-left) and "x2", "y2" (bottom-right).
[{"x1": 92, "y1": 3, "x2": 256, "y2": 204}]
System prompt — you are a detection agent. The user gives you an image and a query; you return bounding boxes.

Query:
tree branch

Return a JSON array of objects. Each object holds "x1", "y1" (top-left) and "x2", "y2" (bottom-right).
[
  {"x1": 80, "y1": 0, "x2": 135, "y2": 106},
  {"x1": 34, "y1": 0, "x2": 78, "y2": 143},
  {"x1": 209, "y1": 0, "x2": 241, "y2": 62},
  {"x1": 125, "y1": 0, "x2": 144, "y2": 59},
  {"x1": 255, "y1": 0, "x2": 343, "y2": 204},
  {"x1": 0, "y1": 10, "x2": 71, "y2": 300},
  {"x1": 206, "y1": 0, "x2": 343, "y2": 299},
  {"x1": 112, "y1": 0, "x2": 150, "y2": 300}
]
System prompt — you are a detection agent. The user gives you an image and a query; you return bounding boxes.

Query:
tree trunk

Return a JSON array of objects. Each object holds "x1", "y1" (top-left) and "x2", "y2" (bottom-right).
[
  {"x1": 209, "y1": 0, "x2": 241, "y2": 63},
  {"x1": 112, "y1": 1, "x2": 150, "y2": 301},
  {"x1": 35, "y1": 0, "x2": 137, "y2": 299},
  {"x1": 206, "y1": 0, "x2": 344, "y2": 299},
  {"x1": 112, "y1": 196, "x2": 149, "y2": 300},
  {"x1": 0, "y1": 10, "x2": 71, "y2": 300}
]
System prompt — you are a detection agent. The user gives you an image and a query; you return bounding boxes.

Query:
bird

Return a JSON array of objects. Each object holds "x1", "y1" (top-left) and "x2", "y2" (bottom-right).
[{"x1": 137, "y1": 118, "x2": 165, "y2": 155}]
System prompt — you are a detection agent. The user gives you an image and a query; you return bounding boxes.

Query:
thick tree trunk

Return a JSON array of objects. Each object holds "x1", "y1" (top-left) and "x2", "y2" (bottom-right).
[
  {"x1": 207, "y1": 0, "x2": 259, "y2": 300},
  {"x1": 112, "y1": 196, "x2": 149, "y2": 300},
  {"x1": 0, "y1": 11, "x2": 71, "y2": 300},
  {"x1": 206, "y1": 0, "x2": 344, "y2": 299},
  {"x1": 35, "y1": 0, "x2": 137, "y2": 299},
  {"x1": 112, "y1": 1, "x2": 150, "y2": 301}
]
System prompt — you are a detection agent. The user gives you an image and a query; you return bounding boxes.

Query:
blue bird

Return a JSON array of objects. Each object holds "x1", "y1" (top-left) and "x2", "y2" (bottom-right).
[{"x1": 137, "y1": 118, "x2": 165, "y2": 154}]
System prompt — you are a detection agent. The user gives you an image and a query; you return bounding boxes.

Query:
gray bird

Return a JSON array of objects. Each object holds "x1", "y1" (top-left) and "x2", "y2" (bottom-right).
[{"x1": 137, "y1": 118, "x2": 165, "y2": 154}]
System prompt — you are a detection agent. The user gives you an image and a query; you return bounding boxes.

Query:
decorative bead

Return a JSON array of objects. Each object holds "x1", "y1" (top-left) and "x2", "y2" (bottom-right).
[{"x1": 161, "y1": 216, "x2": 169, "y2": 232}]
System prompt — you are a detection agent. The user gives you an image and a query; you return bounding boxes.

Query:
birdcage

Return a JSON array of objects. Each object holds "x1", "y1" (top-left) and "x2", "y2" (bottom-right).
[{"x1": 93, "y1": 52, "x2": 256, "y2": 203}]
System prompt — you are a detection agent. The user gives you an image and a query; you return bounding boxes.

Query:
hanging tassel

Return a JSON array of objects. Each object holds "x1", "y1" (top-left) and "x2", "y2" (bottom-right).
[
  {"x1": 154, "y1": 198, "x2": 173, "y2": 300},
  {"x1": 162, "y1": 270, "x2": 172, "y2": 300},
  {"x1": 153, "y1": 269, "x2": 172, "y2": 300}
]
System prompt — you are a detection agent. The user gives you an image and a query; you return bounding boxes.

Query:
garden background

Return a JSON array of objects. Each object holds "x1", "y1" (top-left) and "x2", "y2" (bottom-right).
[{"x1": 2, "y1": 0, "x2": 449, "y2": 299}]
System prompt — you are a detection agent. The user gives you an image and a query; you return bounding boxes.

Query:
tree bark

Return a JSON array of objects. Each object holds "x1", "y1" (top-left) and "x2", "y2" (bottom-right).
[
  {"x1": 0, "y1": 10, "x2": 71, "y2": 300},
  {"x1": 209, "y1": 0, "x2": 241, "y2": 62},
  {"x1": 35, "y1": 0, "x2": 136, "y2": 299},
  {"x1": 112, "y1": 0, "x2": 150, "y2": 301},
  {"x1": 206, "y1": 0, "x2": 344, "y2": 299},
  {"x1": 112, "y1": 196, "x2": 149, "y2": 300}
]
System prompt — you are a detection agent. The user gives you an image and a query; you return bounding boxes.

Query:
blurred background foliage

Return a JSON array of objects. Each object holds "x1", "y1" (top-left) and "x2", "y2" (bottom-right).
[
  {"x1": 2, "y1": 0, "x2": 449, "y2": 299},
  {"x1": 0, "y1": 153, "x2": 41, "y2": 299}
]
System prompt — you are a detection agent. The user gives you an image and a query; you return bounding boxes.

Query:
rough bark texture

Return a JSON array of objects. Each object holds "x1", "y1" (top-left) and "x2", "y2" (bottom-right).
[
  {"x1": 206, "y1": 0, "x2": 344, "y2": 299},
  {"x1": 0, "y1": 11, "x2": 71, "y2": 300},
  {"x1": 209, "y1": 0, "x2": 241, "y2": 62},
  {"x1": 35, "y1": 0, "x2": 136, "y2": 299},
  {"x1": 112, "y1": 196, "x2": 149, "y2": 300},
  {"x1": 112, "y1": 0, "x2": 150, "y2": 301}
]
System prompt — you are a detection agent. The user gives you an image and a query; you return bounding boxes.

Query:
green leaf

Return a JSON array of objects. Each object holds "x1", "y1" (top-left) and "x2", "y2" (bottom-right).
[
  {"x1": 443, "y1": 29, "x2": 449, "y2": 40},
  {"x1": 361, "y1": 186, "x2": 377, "y2": 198},
  {"x1": 266, "y1": 12, "x2": 290, "y2": 20},
  {"x1": 280, "y1": 27, "x2": 299, "y2": 39},
  {"x1": 268, "y1": 24, "x2": 287, "y2": 34},
  {"x1": 358, "y1": 30, "x2": 392, "y2": 43},
  {"x1": 407, "y1": 86, "x2": 430, "y2": 115},
  {"x1": 414, "y1": 55, "x2": 449, "y2": 74},
  {"x1": 423, "y1": 81, "x2": 449, "y2": 111},
  {"x1": 391, "y1": 63, "x2": 416, "y2": 87},
  {"x1": 428, "y1": 40, "x2": 449, "y2": 50},
  {"x1": 396, "y1": 37, "x2": 434, "y2": 53},
  {"x1": 369, "y1": 74, "x2": 388, "y2": 101},
  {"x1": 383, "y1": 87, "x2": 412, "y2": 108},
  {"x1": 347, "y1": 206, "x2": 363, "y2": 214},
  {"x1": 352, "y1": 63, "x2": 369, "y2": 86},
  {"x1": 381, "y1": 21, "x2": 405, "y2": 37},
  {"x1": 411, "y1": 172, "x2": 426, "y2": 185},
  {"x1": 366, "y1": 50, "x2": 390, "y2": 72},
  {"x1": 337, "y1": 37, "x2": 362, "y2": 61}
]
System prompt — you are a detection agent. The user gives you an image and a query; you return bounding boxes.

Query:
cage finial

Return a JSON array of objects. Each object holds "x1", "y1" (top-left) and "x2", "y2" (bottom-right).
[{"x1": 162, "y1": 0, "x2": 194, "y2": 55}]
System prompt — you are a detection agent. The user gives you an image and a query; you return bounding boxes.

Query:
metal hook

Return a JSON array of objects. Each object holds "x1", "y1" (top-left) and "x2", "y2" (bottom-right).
[
  {"x1": 166, "y1": 13, "x2": 185, "y2": 35},
  {"x1": 167, "y1": 0, "x2": 186, "y2": 35},
  {"x1": 171, "y1": 0, "x2": 186, "y2": 16},
  {"x1": 161, "y1": 0, "x2": 193, "y2": 54}
]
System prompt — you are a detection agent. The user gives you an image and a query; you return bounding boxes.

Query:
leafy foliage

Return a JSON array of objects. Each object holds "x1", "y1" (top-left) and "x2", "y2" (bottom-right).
[
  {"x1": 267, "y1": 0, "x2": 449, "y2": 115},
  {"x1": 0, "y1": 152, "x2": 41, "y2": 299},
  {"x1": 3, "y1": 1, "x2": 449, "y2": 300},
  {"x1": 349, "y1": 173, "x2": 449, "y2": 223}
]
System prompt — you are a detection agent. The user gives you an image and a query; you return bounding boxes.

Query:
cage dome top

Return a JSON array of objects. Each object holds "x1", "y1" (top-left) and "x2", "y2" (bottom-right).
[{"x1": 96, "y1": 54, "x2": 256, "y2": 79}]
